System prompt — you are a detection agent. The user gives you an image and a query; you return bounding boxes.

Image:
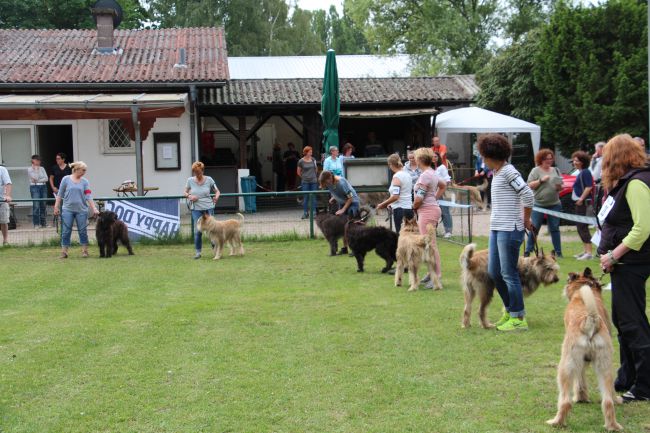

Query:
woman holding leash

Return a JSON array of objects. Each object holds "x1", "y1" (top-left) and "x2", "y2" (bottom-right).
[
  {"x1": 413, "y1": 147, "x2": 446, "y2": 289},
  {"x1": 377, "y1": 153, "x2": 413, "y2": 233},
  {"x1": 478, "y1": 134, "x2": 534, "y2": 331},
  {"x1": 598, "y1": 134, "x2": 650, "y2": 403},
  {"x1": 53, "y1": 161, "x2": 99, "y2": 259},
  {"x1": 184, "y1": 161, "x2": 220, "y2": 259}
]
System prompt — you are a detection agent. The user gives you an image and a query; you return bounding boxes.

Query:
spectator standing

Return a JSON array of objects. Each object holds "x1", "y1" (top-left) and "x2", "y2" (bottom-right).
[
  {"x1": 402, "y1": 151, "x2": 421, "y2": 189},
  {"x1": 478, "y1": 134, "x2": 534, "y2": 332},
  {"x1": 340, "y1": 142, "x2": 355, "y2": 160},
  {"x1": 319, "y1": 170, "x2": 360, "y2": 255},
  {"x1": 433, "y1": 151, "x2": 453, "y2": 238},
  {"x1": 53, "y1": 161, "x2": 99, "y2": 258},
  {"x1": 571, "y1": 151, "x2": 594, "y2": 260},
  {"x1": 364, "y1": 131, "x2": 385, "y2": 157},
  {"x1": 474, "y1": 144, "x2": 492, "y2": 206},
  {"x1": 525, "y1": 149, "x2": 564, "y2": 258},
  {"x1": 323, "y1": 146, "x2": 344, "y2": 176},
  {"x1": 297, "y1": 146, "x2": 318, "y2": 219},
  {"x1": 598, "y1": 133, "x2": 650, "y2": 403},
  {"x1": 283, "y1": 142, "x2": 300, "y2": 190},
  {"x1": 413, "y1": 147, "x2": 446, "y2": 288},
  {"x1": 28, "y1": 154, "x2": 49, "y2": 228},
  {"x1": 431, "y1": 136, "x2": 448, "y2": 167},
  {"x1": 184, "y1": 161, "x2": 220, "y2": 259},
  {"x1": 49, "y1": 152, "x2": 72, "y2": 196},
  {"x1": 590, "y1": 141, "x2": 605, "y2": 183},
  {"x1": 0, "y1": 165, "x2": 12, "y2": 246},
  {"x1": 377, "y1": 153, "x2": 413, "y2": 233},
  {"x1": 272, "y1": 143, "x2": 285, "y2": 191}
]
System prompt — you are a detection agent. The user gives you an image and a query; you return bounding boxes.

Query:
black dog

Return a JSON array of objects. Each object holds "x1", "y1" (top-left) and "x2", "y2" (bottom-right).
[
  {"x1": 344, "y1": 219, "x2": 398, "y2": 273},
  {"x1": 96, "y1": 211, "x2": 134, "y2": 258},
  {"x1": 315, "y1": 204, "x2": 371, "y2": 256}
]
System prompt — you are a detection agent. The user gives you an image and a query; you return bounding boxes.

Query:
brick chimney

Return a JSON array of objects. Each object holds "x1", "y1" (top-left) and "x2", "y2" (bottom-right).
[{"x1": 91, "y1": 1, "x2": 121, "y2": 53}]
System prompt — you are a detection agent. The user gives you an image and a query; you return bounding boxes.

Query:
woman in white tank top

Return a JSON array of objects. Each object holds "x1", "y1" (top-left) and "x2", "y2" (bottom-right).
[{"x1": 377, "y1": 154, "x2": 413, "y2": 233}]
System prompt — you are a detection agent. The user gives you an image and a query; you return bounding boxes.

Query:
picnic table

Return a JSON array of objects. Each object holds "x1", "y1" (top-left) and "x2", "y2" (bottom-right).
[{"x1": 112, "y1": 186, "x2": 159, "y2": 197}]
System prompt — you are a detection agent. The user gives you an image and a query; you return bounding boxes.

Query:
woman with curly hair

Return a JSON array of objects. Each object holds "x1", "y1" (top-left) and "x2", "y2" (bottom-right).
[
  {"x1": 571, "y1": 150, "x2": 594, "y2": 260},
  {"x1": 598, "y1": 134, "x2": 650, "y2": 403}
]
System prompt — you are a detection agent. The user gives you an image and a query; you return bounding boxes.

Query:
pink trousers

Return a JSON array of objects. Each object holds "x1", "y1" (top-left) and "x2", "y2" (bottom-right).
[{"x1": 417, "y1": 205, "x2": 442, "y2": 278}]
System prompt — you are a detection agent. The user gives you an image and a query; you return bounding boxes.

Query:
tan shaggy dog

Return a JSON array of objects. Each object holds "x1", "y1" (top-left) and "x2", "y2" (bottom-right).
[
  {"x1": 451, "y1": 179, "x2": 488, "y2": 210},
  {"x1": 394, "y1": 217, "x2": 442, "y2": 292},
  {"x1": 547, "y1": 267, "x2": 622, "y2": 432},
  {"x1": 196, "y1": 212, "x2": 245, "y2": 260},
  {"x1": 460, "y1": 243, "x2": 560, "y2": 328}
]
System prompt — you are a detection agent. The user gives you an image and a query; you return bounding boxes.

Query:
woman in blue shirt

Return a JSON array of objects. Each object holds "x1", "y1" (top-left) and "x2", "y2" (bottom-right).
[
  {"x1": 571, "y1": 150, "x2": 594, "y2": 260},
  {"x1": 323, "y1": 146, "x2": 344, "y2": 176}
]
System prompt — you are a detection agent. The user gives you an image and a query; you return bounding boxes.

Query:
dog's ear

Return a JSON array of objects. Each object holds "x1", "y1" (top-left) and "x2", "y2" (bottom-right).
[
  {"x1": 583, "y1": 267, "x2": 593, "y2": 278},
  {"x1": 567, "y1": 272, "x2": 579, "y2": 282}
]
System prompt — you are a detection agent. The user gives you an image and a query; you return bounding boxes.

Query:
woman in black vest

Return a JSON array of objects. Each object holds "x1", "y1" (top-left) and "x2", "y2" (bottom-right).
[{"x1": 598, "y1": 133, "x2": 650, "y2": 403}]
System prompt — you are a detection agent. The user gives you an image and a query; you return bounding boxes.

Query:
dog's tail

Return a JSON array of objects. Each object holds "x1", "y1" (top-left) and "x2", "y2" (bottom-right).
[
  {"x1": 236, "y1": 213, "x2": 245, "y2": 225},
  {"x1": 579, "y1": 284, "x2": 602, "y2": 338},
  {"x1": 476, "y1": 179, "x2": 488, "y2": 192},
  {"x1": 459, "y1": 243, "x2": 476, "y2": 270}
]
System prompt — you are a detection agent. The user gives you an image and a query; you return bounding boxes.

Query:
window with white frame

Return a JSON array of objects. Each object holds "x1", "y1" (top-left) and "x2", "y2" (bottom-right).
[{"x1": 102, "y1": 119, "x2": 134, "y2": 154}]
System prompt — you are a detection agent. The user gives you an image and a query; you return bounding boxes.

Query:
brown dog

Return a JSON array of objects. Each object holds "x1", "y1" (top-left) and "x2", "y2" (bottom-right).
[
  {"x1": 547, "y1": 268, "x2": 622, "y2": 431},
  {"x1": 394, "y1": 217, "x2": 442, "y2": 292},
  {"x1": 196, "y1": 212, "x2": 245, "y2": 260},
  {"x1": 451, "y1": 179, "x2": 488, "y2": 210},
  {"x1": 96, "y1": 211, "x2": 134, "y2": 258},
  {"x1": 460, "y1": 243, "x2": 560, "y2": 328}
]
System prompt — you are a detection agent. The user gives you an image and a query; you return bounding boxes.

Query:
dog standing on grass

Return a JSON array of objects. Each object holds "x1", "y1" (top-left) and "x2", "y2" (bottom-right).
[
  {"x1": 459, "y1": 243, "x2": 560, "y2": 328},
  {"x1": 95, "y1": 211, "x2": 134, "y2": 258},
  {"x1": 344, "y1": 218, "x2": 397, "y2": 273},
  {"x1": 196, "y1": 212, "x2": 244, "y2": 260},
  {"x1": 547, "y1": 267, "x2": 622, "y2": 432},
  {"x1": 394, "y1": 218, "x2": 442, "y2": 292}
]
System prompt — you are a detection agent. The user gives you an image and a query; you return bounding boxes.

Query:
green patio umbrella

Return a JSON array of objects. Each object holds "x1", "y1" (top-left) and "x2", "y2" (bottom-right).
[{"x1": 321, "y1": 49, "x2": 340, "y2": 153}]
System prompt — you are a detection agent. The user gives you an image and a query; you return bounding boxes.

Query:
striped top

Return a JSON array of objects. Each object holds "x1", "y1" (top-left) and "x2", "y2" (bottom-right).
[{"x1": 490, "y1": 163, "x2": 534, "y2": 231}]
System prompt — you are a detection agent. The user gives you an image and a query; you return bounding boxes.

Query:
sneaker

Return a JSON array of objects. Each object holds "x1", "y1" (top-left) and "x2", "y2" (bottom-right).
[
  {"x1": 422, "y1": 280, "x2": 434, "y2": 290},
  {"x1": 573, "y1": 252, "x2": 586, "y2": 259},
  {"x1": 621, "y1": 391, "x2": 650, "y2": 403},
  {"x1": 443, "y1": 232, "x2": 452, "y2": 239},
  {"x1": 496, "y1": 317, "x2": 528, "y2": 332},
  {"x1": 193, "y1": 252, "x2": 201, "y2": 260},
  {"x1": 301, "y1": 214, "x2": 309, "y2": 220},
  {"x1": 494, "y1": 311, "x2": 511, "y2": 328},
  {"x1": 420, "y1": 274, "x2": 431, "y2": 285},
  {"x1": 577, "y1": 253, "x2": 593, "y2": 261},
  {"x1": 523, "y1": 252, "x2": 531, "y2": 258}
]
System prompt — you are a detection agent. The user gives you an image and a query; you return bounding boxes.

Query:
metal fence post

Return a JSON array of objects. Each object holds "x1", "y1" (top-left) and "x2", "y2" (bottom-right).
[{"x1": 308, "y1": 193, "x2": 314, "y2": 238}]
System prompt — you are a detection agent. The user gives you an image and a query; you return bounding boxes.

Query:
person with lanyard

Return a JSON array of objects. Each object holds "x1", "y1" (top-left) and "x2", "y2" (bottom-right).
[
  {"x1": 296, "y1": 146, "x2": 318, "y2": 219},
  {"x1": 319, "y1": 170, "x2": 360, "y2": 255},
  {"x1": 413, "y1": 147, "x2": 446, "y2": 289},
  {"x1": 597, "y1": 134, "x2": 650, "y2": 403},
  {"x1": 53, "y1": 161, "x2": 99, "y2": 258},
  {"x1": 377, "y1": 153, "x2": 413, "y2": 233},
  {"x1": 571, "y1": 150, "x2": 594, "y2": 260},
  {"x1": 28, "y1": 154, "x2": 49, "y2": 229},
  {"x1": 323, "y1": 146, "x2": 344, "y2": 176},
  {"x1": 433, "y1": 151, "x2": 453, "y2": 239},
  {"x1": 478, "y1": 134, "x2": 534, "y2": 331},
  {"x1": 184, "y1": 161, "x2": 220, "y2": 259}
]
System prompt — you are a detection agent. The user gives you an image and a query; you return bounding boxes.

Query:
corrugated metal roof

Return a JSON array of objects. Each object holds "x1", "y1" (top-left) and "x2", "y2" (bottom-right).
[
  {"x1": 0, "y1": 28, "x2": 229, "y2": 84},
  {"x1": 199, "y1": 76, "x2": 477, "y2": 106},
  {"x1": 228, "y1": 55, "x2": 413, "y2": 79}
]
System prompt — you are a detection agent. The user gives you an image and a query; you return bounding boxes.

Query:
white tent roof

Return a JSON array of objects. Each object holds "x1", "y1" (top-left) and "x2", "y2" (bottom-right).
[{"x1": 435, "y1": 106, "x2": 541, "y2": 154}]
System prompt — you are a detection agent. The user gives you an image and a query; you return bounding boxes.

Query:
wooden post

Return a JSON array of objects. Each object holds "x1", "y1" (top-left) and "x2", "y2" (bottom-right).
[{"x1": 238, "y1": 116, "x2": 247, "y2": 169}]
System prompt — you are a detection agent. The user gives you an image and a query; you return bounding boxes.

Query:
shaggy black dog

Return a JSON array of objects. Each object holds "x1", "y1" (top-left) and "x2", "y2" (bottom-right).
[
  {"x1": 96, "y1": 211, "x2": 134, "y2": 258},
  {"x1": 315, "y1": 205, "x2": 370, "y2": 256},
  {"x1": 344, "y1": 219, "x2": 398, "y2": 273}
]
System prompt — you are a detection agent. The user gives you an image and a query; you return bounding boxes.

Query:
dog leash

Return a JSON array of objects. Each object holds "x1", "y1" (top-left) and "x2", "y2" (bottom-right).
[{"x1": 524, "y1": 228, "x2": 541, "y2": 257}]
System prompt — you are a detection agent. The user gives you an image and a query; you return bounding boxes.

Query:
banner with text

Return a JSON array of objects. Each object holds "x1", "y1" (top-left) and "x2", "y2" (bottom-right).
[{"x1": 105, "y1": 199, "x2": 180, "y2": 240}]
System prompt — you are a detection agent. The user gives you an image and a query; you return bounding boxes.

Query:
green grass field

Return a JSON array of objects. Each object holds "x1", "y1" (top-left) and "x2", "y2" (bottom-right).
[{"x1": 1, "y1": 238, "x2": 649, "y2": 433}]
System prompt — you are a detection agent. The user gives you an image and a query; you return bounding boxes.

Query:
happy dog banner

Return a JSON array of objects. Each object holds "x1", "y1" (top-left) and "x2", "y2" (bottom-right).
[{"x1": 104, "y1": 199, "x2": 180, "y2": 240}]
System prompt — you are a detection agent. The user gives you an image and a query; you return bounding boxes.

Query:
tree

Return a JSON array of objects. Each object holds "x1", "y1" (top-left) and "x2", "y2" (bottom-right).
[
  {"x1": 0, "y1": 0, "x2": 148, "y2": 29},
  {"x1": 534, "y1": 0, "x2": 648, "y2": 154}
]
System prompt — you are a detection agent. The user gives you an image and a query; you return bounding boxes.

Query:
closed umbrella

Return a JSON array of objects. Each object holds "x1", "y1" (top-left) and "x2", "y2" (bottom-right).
[{"x1": 321, "y1": 49, "x2": 340, "y2": 153}]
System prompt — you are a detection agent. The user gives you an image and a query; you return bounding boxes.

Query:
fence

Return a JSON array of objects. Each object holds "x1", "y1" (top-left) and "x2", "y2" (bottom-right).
[{"x1": 3, "y1": 187, "x2": 478, "y2": 247}]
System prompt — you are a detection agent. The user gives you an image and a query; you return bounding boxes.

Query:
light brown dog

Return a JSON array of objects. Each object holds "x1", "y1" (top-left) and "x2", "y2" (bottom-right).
[
  {"x1": 460, "y1": 243, "x2": 560, "y2": 328},
  {"x1": 451, "y1": 179, "x2": 488, "y2": 210},
  {"x1": 547, "y1": 268, "x2": 622, "y2": 431},
  {"x1": 196, "y1": 212, "x2": 245, "y2": 260},
  {"x1": 394, "y1": 217, "x2": 442, "y2": 292}
]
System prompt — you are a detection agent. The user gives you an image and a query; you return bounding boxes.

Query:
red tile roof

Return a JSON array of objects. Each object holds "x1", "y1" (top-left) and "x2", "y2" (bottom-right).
[{"x1": 0, "y1": 27, "x2": 229, "y2": 84}]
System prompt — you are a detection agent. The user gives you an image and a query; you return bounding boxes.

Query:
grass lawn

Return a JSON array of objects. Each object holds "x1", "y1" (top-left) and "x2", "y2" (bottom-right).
[{"x1": 1, "y1": 238, "x2": 649, "y2": 433}]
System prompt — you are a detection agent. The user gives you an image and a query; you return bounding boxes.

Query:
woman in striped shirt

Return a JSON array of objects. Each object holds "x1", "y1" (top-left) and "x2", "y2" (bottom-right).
[{"x1": 478, "y1": 134, "x2": 534, "y2": 331}]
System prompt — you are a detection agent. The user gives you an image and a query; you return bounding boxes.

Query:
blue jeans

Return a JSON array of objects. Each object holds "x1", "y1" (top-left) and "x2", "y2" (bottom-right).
[
  {"x1": 488, "y1": 229, "x2": 526, "y2": 317},
  {"x1": 192, "y1": 208, "x2": 214, "y2": 252},
  {"x1": 301, "y1": 181, "x2": 318, "y2": 215},
  {"x1": 392, "y1": 207, "x2": 414, "y2": 233},
  {"x1": 525, "y1": 203, "x2": 562, "y2": 256},
  {"x1": 61, "y1": 209, "x2": 89, "y2": 247},
  {"x1": 30, "y1": 184, "x2": 47, "y2": 227},
  {"x1": 440, "y1": 203, "x2": 452, "y2": 233}
]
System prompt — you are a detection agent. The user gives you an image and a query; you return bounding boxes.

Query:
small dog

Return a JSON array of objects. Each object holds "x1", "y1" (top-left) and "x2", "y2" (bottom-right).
[
  {"x1": 460, "y1": 244, "x2": 560, "y2": 328},
  {"x1": 344, "y1": 218, "x2": 398, "y2": 273},
  {"x1": 547, "y1": 267, "x2": 622, "y2": 432},
  {"x1": 95, "y1": 211, "x2": 134, "y2": 258},
  {"x1": 451, "y1": 179, "x2": 488, "y2": 210},
  {"x1": 394, "y1": 217, "x2": 442, "y2": 292},
  {"x1": 315, "y1": 205, "x2": 369, "y2": 256},
  {"x1": 196, "y1": 212, "x2": 245, "y2": 260}
]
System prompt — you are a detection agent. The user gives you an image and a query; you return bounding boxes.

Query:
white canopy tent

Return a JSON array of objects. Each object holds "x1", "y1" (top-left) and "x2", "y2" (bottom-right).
[{"x1": 435, "y1": 107, "x2": 541, "y2": 154}]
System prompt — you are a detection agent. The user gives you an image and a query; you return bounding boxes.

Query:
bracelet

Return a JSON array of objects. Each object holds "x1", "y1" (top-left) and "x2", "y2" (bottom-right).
[{"x1": 607, "y1": 250, "x2": 619, "y2": 265}]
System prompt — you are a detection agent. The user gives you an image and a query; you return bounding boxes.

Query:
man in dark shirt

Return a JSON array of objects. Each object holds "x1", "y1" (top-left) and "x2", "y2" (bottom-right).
[{"x1": 283, "y1": 142, "x2": 300, "y2": 189}]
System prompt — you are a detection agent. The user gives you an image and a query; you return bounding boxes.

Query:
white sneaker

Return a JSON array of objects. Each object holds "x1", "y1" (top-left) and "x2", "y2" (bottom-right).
[
  {"x1": 420, "y1": 274, "x2": 431, "y2": 285},
  {"x1": 577, "y1": 253, "x2": 593, "y2": 260},
  {"x1": 443, "y1": 232, "x2": 452, "y2": 239},
  {"x1": 573, "y1": 252, "x2": 585, "y2": 259}
]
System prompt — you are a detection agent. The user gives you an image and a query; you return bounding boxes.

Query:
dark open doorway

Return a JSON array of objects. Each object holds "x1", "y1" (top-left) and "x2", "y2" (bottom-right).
[{"x1": 36, "y1": 125, "x2": 73, "y2": 194}]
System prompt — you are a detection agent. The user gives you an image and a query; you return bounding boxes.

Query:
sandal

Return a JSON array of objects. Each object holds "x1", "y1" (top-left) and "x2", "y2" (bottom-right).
[{"x1": 59, "y1": 251, "x2": 68, "y2": 259}]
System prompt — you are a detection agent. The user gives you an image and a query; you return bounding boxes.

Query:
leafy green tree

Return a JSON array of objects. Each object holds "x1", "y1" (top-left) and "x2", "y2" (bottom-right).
[
  {"x1": 534, "y1": 0, "x2": 648, "y2": 154},
  {"x1": 0, "y1": 0, "x2": 148, "y2": 29}
]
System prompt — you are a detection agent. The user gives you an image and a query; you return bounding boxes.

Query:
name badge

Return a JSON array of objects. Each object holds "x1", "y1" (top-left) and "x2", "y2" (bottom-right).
[{"x1": 598, "y1": 196, "x2": 615, "y2": 224}]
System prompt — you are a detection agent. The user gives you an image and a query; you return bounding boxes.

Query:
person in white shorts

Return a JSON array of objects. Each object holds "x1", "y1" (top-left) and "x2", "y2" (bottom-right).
[{"x1": 0, "y1": 165, "x2": 13, "y2": 246}]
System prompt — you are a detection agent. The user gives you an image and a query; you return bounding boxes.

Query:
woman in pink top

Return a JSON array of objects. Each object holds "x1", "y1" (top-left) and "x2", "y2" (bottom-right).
[{"x1": 413, "y1": 147, "x2": 447, "y2": 286}]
